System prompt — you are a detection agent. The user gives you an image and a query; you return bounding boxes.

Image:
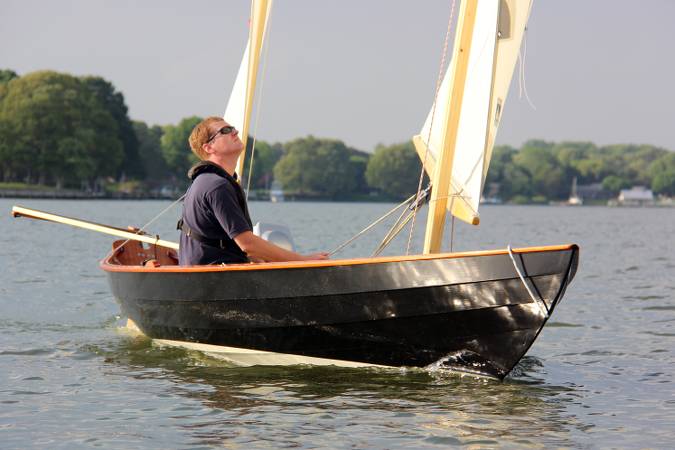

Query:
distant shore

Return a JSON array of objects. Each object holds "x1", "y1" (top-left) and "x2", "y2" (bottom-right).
[
  {"x1": 2, "y1": 188, "x2": 674, "y2": 207},
  {"x1": 0, "y1": 188, "x2": 173, "y2": 200}
]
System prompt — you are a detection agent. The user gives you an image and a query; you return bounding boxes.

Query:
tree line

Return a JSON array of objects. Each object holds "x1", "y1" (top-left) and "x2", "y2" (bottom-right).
[
  {"x1": 487, "y1": 140, "x2": 675, "y2": 202},
  {"x1": 1, "y1": 69, "x2": 673, "y2": 201}
]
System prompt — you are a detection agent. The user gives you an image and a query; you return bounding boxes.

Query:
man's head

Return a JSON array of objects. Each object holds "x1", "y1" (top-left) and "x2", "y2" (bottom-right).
[{"x1": 189, "y1": 116, "x2": 243, "y2": 161}]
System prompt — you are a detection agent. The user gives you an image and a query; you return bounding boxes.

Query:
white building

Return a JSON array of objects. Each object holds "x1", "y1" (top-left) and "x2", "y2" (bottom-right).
[{"x1": 617, "y1": 186, "x2": 654, "y2": 206}]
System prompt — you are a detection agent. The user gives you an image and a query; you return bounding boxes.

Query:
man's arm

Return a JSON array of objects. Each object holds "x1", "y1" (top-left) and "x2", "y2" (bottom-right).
[{"x1": 234, "y1": 231, "x2": 329, "y2": 263}]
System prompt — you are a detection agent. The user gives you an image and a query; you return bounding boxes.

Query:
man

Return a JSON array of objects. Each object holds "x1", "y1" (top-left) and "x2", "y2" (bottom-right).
[{"x1": 178, "y1": 116, "x2": 329, "y2": 265}]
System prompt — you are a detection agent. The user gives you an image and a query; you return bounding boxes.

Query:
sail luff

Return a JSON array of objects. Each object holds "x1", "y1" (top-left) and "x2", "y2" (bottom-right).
[
  {"x1": 423, "y1": 0, "x2": 479, "y2": 254},
  {"x1": 446, "y1": 1, "x2": 501, "y2": 226},
  {"x1": 232, "y1": 0, "x2": 272, "y2": 179}
]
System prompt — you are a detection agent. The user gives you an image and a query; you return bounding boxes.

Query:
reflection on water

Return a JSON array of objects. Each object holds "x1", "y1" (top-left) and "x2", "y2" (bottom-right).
[{"x1": 95, "y1": 335, "x2": 587, "y2": 448}]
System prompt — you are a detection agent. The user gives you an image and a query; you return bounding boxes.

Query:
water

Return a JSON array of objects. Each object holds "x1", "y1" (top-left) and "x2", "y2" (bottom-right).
[{"x1": 1, "y1": 198, "x2": 674, "y2": 448}]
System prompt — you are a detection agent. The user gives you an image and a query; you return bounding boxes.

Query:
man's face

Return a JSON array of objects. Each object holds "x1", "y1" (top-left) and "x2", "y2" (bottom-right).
[{"x1": 205, "y1": 120, "x2": 244, "y2": 156}]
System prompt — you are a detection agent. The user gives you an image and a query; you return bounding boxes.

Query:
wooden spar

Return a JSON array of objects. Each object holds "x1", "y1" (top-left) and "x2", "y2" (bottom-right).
[
  {"x1": 11, "y1": 205, "x2": 179, "y2": 250},
  {"x1": 235, "y1": 0, "x2": 272, "y2": 179},
  {"x1": 423, "y1": 0, "x2": 479, "y2": 254}
]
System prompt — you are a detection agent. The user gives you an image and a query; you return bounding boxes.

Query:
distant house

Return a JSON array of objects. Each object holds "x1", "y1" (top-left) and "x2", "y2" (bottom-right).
[
  {"x1": 616, "y1": 186, "x2": 654, "y2": 206},
  {"x1": 577, "y1": 183, "x2": 609, "y2": 201},
  {"x1": 480, "y1": 182, "x2": 502, "y2": 204},
  {"x1": 270, "y1": 180, "x2": 284, "y2": 203}
]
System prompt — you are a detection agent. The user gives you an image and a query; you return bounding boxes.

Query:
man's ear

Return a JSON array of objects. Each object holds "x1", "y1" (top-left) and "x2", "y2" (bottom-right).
[{"x1": 202, "y1": 143, "x2": 212, "y2": 155}]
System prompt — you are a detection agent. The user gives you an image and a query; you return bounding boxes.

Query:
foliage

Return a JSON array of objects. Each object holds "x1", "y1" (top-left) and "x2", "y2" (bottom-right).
[
  {"x1": 365, "y1": 141, "x2": 425, "y2": 200},
  {"x1": 82, "y1": 76, "x2": 144, "y2": 180},
  {"x1": 485, "y1": 140, "x2": 673, "y2": 202},
  {"x1": 1, "y1": 69, "x2": 674, "y2": 201},
  {"x1": 0, "y1": 70, "x2": 123, "y2": 187},
  {"x1": 273, "y1": 136, "x2": 365, "y2": 199},
  {"x1": 242, "y1": 138, "x2": 283, "y2": 189},
  {"x1": 160, "y1": 116, "x2": 201, "y2": 179},
  {"x1": 133, "y1": 121, "x2": 169, "y2": 182},
  {"x1": 649, "y1": 152, "x2": 675, "y2": 195},
  {"x1": 601, "y1": 175, "x2": 631, "y2": 195},
  {"x1": 0, "y1": 69, "x2": 18, "y2": 84}
]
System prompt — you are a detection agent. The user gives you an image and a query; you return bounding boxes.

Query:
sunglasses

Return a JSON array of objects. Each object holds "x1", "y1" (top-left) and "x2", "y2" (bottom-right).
[{"x1": 207, "y1": 125, "x2": 236, "y2": 143}]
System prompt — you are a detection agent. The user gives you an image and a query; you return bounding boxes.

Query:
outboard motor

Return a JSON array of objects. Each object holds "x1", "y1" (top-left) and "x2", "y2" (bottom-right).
[{"x1": 253, "y1": 222, "x2": 296, "y2": 252}]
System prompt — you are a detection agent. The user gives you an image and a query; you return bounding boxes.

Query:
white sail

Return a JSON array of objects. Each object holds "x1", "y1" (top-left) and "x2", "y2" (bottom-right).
[
  {"x1": 224, "y1": 42, "x2": 250, "y2": 140},
  {"x1": 224, "y1": 0, "x2": 273, "y2": 178},
  {"x1": 415, "y1": 0, "x2": 533, "y2": 226}
]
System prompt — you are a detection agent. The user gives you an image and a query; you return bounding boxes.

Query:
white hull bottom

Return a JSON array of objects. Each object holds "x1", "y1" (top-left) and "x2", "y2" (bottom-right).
[
  {"x1": 153, "y1": 338, "x2": 388, "y2": 368},
  {"x1": 122, "y1": 318, "x2": 386, "y2": 369}
]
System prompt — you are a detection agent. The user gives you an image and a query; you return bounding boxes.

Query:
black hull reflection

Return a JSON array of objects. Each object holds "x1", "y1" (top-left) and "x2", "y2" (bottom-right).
[{"x1": 104, "y1": 245, "x2": 579, "y2": 379}]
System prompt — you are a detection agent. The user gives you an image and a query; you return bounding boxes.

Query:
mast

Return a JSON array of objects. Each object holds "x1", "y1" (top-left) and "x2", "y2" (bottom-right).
[
  {"x1": 422, "y1": 0, "x2": 479, "y2": 254},
  {"x1": 224, "y1": 0, "x2": 273, "y2": 179}
]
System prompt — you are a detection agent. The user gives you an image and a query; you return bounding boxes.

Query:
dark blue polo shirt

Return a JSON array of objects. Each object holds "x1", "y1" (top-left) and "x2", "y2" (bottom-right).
[{"x1": 178, "y1": 162, "x2": 253, "y2": 265}]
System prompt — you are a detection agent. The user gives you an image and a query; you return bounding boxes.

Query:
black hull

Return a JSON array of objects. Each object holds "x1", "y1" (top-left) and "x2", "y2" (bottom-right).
[{"x1": 103, "y1": 245, "x2": 579, "y2": 379}]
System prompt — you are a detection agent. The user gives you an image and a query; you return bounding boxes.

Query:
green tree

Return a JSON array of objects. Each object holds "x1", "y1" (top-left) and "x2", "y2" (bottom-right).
[
  {"x1": 0, "y1": 70, "x2": 123, "y2": 187},
  {"x1": 365, "y1": 141, "x2": 425, "y2": 199},
  {"x1": 485, "y1": 145, "x2": 517, "y2": 191},
  {"x1": 501, "y1": 163, "x2": 532, "y2": 200},
  {"x1": 82, "y1": 76, "x2": 144, "y2": 180},
  {"x1": 161, "y1": 116, "x2": 201, "y2": 179},
  {"x1": 348, "y1": 148, "x2": 370, "y2": 195},
  {"x1": 274, "y1": 136, "x2": 359, "y2": 199},
  {"x1": 552, "y1": 141, "x2": 597, "y2": 184},
  {"x1": 513, "y1": 140, "x2": 567, "y2": 199},
  {"x1": 241, "y1": 138, "x2": 283, "y2": 189},
  {"x1": 0, "y1": 69, "x2": 18, "y2": 84},
  {"x1": 601, "y1": 175, "x2": 631, "y2": 195},
  {"x1": 617, "y1": 144, "x2": 666, "y2": 185},
  {"x1": 133, "y1": 121, "x2": 169, "y2": 181},
  {"x1": 649, "y1": 152, "x2": 675, "y2": 195}
]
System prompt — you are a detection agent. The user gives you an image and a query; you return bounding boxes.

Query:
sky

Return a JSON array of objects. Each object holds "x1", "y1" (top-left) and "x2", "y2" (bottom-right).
[{"x1": 2, "y1": 0, "x2": 674, "y2": 153}]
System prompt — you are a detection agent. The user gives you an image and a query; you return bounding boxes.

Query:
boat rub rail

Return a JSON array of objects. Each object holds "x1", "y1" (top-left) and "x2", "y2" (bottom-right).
[{"x1": 101, "y1": 243, "x2": 579, "y2": 273}]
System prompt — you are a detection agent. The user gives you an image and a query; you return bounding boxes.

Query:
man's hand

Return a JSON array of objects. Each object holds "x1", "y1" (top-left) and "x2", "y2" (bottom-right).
[
  {"x1": 303, "y1": 252, "x2": 330, "y2": 261},
  {"x1": 234, "y1": 231, "x2": 330, "y2": 263}
]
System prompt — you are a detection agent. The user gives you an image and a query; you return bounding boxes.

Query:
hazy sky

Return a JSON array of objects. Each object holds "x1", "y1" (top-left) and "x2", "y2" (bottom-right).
[{"x1": 2, "y1": 0, "x2": 674, "y2": 152}]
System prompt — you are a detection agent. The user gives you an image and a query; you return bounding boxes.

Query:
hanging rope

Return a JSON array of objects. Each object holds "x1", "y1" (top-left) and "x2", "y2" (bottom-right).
[
  {"x1": 507, "y1": 244, "x2": 549, "y2": 318},
  {"x1": 518, "y1": 27, "x2": 536, "y2": 110},
  {"x1": 449, "y1": 215, "x2": 456, "y2": 252},
  {"x1": 245, "y1": 1, "x2": 275, "y2": 200},
  {"x1": 406, "y1": 0, "x2": 458, "y2": 255}
]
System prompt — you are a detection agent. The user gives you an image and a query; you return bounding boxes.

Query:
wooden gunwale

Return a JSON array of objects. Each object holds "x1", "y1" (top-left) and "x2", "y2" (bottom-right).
[{"x1": 100, "y1": 243, "x2": 578, "y2": 273}]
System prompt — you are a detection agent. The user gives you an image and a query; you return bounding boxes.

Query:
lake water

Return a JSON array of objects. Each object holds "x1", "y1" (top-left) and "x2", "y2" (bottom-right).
[{"x1": 1, "y1": 198, "x2": 674, "y2": 448}]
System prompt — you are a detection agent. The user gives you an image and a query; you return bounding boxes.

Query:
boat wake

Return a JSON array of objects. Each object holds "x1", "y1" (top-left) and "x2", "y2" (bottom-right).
[{"x1": 425, "y1": 351, "x2": 504, "y2": 380}]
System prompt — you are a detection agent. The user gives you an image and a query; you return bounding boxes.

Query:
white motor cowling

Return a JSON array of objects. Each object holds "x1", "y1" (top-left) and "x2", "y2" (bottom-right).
[{"x1": 252, "y1": 222, "x2": 296, "y2": 252}]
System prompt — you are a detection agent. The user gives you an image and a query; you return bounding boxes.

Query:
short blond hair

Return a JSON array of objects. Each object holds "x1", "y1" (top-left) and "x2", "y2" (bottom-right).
[{"x1": 189, "y1": 116, "x2": 224, "y2": 160}]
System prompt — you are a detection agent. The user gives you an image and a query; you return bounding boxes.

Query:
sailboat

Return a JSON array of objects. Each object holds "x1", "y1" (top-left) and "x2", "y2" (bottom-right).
[
  {"x1": 567, "y1": 177, "x2": 583, "y2": 205},
  {"x1": 12, "y1": 0, "x2": 578, "y2": 379}
]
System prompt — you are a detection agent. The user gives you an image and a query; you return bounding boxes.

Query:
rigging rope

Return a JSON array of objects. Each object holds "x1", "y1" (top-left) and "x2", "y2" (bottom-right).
[
  {"x1": 406, "y1": 0, "x2": 458, "y2": 255},
  {"x1": 328, "y1": 193, "x2": 417, "y2": 256},
  {"x1": 329, "y1": 190, "x2": 466, "y2": 257}
]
